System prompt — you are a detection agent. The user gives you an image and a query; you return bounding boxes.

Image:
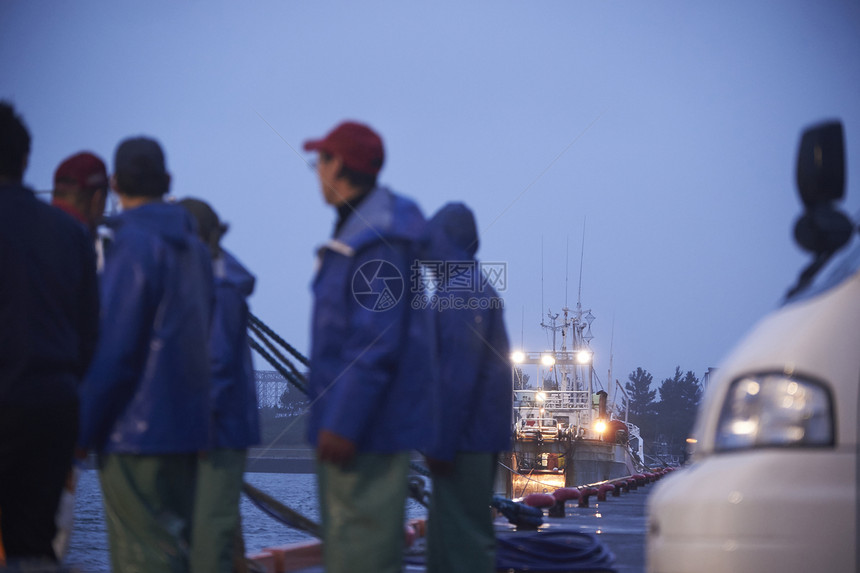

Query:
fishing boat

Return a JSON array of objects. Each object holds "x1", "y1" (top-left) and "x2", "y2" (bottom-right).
[{"x1": 502, "y1": 302, "x2": 645, "y2": 498}]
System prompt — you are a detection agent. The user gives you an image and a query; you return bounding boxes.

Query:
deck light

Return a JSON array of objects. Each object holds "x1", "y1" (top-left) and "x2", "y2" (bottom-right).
[
  {"x1": 576, "y1": 350, "x2": 592, "y2": 364},
  {"x1": 511, "y1": 351, "x2": 525, "y2": 364},
  {"x1": 541, "y1": 354, "x2": 556, "y2": 367}
]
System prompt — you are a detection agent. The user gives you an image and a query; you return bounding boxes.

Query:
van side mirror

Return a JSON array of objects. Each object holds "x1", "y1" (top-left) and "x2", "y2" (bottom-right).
[
  {"x1": 793, "y1": 120, "x2": 852, "y2": 256},
  {"x1": 787, "y1": 120, "x2": 853, "y2": 298},
  {"x1": 796, "y1": 121, "x2": 845, "y2": 208}
]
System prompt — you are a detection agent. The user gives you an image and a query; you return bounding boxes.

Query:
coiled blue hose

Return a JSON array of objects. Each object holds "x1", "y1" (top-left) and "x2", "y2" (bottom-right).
[
  {"x1": 404, "y1": 528, "x2": 616, "y2": 572},
  {"x1": 495, "y1": 529, "x2": 617, "y2": 572}
]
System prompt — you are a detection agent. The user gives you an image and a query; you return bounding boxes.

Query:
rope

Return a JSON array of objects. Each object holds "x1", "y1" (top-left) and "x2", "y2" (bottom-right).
[
  {"x1": 246, "y1": 314, "x2": 431, "y2": 531},
  {"x1": 247, "y1": 335, "x2": 307, "y2": 395},
  {"x1": 495, "y1": 529, "x2": 617, "y2": 572},
  {"x1": 404, "y1": 525, "x2": 616, "y2": 572},
  {"x1": 242, "y1": 482, "x2": 321, "y2": 538},
  {"x1": 248, "y1": 313, "x2": 309, "y2": 367},
  {"x1": 247, "y1": 316, "x2": 430, "y2": 479},
  {"x1": 248, "y1": 321, "x2": 307, "y2": 391}
]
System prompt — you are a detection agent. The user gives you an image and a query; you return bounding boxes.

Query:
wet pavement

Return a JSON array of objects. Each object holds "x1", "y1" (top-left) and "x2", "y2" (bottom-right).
[{"x1": 539, "y1": 486, "x2": 651, "y2": 573}]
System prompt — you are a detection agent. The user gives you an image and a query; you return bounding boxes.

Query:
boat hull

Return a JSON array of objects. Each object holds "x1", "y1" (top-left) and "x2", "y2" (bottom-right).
[{"x1": 503, "y1": 438, "x2": 638, "y2": 497}]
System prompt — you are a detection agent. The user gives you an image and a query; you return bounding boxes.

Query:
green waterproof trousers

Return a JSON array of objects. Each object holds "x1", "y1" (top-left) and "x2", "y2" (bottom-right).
[
  {"x1": 99, "y1": 453, "x2": 197, "y2": 573},
  {"x1": 427, "y1": 452, "x2": 497, "y2": 573},
  {"x1": 317, "y1": 452, "x2": 409, "y2": 573},
  {"x1": 190, "y1": 449, "x2": 247, "y2": 573}
]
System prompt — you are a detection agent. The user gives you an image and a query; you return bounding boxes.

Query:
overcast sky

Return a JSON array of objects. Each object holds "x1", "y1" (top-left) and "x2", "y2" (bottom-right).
[{"x1": 3, "y1": 1, "x2": 859, "y2": 392}]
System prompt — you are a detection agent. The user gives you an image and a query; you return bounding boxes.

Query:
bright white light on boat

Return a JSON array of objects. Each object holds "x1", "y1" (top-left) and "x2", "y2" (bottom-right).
[
  {"x1": 511, "y1": 351, "x2": 525, "y2": 364},
  {"x1": 541, "y1": 354, "x2": 556, "y2": 366},
  {"x1": 594, "y1": 419, "x2": 607, "y2": 433},
  {"x1": 576, "y1": 350, "x2": 592, "y2": 364},
  {"x1": 536, "y1": 391, "x2": 547, "y2": 402}
]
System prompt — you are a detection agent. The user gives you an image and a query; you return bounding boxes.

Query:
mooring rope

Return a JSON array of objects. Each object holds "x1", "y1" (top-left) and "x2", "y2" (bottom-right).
[
  {"x1": 245, "y1": 315, "x2": 431, "y2": 506},
  {"x1": 248, "y1": 313, "x2": 309, "y2": 367},
  {"x1": 247, "y1": 321, "x2": 307, "y2": 392},
  {"x1": 242, "y1": 482, "x2": 321, "y2": 538}
]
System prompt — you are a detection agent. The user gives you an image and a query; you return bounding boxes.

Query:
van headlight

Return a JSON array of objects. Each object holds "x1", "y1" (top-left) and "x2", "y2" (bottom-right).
[{"x1": 714, "y1": 373, "x2": 834, "y2": 451}]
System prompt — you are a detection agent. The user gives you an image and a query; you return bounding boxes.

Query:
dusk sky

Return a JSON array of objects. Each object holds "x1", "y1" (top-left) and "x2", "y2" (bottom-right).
[{"x1": 3, "y1": 1, "x2": 859, "y2": 394}]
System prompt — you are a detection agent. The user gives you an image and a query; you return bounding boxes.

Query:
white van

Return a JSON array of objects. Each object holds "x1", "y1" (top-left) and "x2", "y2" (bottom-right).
[{"x1": 646, "y1": 121, "x2": 858, "y2": 573}]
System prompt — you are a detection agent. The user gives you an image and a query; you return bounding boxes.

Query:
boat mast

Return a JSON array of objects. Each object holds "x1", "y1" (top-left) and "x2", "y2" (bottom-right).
[{"x1": 540, "y1": 310, "x2": 561, "y2": 389}]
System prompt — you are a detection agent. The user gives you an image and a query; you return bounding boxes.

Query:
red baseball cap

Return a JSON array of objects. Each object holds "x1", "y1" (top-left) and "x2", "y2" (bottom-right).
[
  {"x1": 303, "y1": 121, "x2": 384, "y2": 176},
  {"x1": 54, "y1": 152, "x2": 108, "y2": 191}
]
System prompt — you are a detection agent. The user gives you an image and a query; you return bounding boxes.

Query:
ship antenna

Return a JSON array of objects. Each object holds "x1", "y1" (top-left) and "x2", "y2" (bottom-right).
[
  {"x1": 577, "y1": 218, "x2": 586, "y2": 308},
  {"x1": 521, "y1": 306, "x2": 525, "y2": 348},
  {"x1": 565, "y1": 235, "x2": 570, "y2": 308},
  {"x1": 541, "y1": 235, "x2": 545, "y2": 322},
  {"x1": 608, "y1": 314, "x2": 616, "y2": 405}
]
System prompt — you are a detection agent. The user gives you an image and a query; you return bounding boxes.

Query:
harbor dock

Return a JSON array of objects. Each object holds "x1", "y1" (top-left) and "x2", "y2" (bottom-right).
[{"x1": 247, "y1": 470, "x2": 660, "y2": 573}]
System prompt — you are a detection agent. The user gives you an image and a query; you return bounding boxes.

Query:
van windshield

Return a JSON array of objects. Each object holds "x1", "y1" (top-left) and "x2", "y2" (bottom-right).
[{"x1": 784, "y1": 234, "x2": 860, "y2": 305}]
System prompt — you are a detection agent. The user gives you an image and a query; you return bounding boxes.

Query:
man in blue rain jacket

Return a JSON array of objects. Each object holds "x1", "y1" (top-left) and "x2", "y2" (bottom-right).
[
  {"x1": 304, "y1": 121, "x2": 434, "y2": 573},
  {"x1": 179, "y1": 197, "x2": 260, "y2": 573},
  {"x1": 78, "y1": 137, "x2": 214, "y2": 573},
  {"x1": 423, "y1": 203, "x2": 512, "y2": 573}
]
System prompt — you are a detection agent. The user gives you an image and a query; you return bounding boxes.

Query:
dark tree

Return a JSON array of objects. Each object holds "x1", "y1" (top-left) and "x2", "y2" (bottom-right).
[
  {"x1": 625, "y1": 367, "x2": 657, "y2": 418},
  {"x1": 655, "y1": 367, "x2": 702, "y2": 453},
  {"x1": 624, "y1": 367, "x2": 658, "y2": 444}
]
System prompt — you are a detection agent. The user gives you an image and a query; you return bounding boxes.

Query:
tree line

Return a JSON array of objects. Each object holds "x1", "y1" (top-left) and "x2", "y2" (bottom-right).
[{"x1": 623, "y1": 366, "x2": 703, "y2": 462}]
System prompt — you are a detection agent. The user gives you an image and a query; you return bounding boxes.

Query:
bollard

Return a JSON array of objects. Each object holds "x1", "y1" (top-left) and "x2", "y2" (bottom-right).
[
  {"x1": 523, "y1": 493, "x2": 556, "y2": 513},
  {"x1": 549, "y1": 488, "x2": 581, "y2": 517},
  {"x1": 597, "y1": 484, "x2": 615, "y2": 502},
  {"x1": 578, "y1": 487, "x2": 599, "y2": 508}
]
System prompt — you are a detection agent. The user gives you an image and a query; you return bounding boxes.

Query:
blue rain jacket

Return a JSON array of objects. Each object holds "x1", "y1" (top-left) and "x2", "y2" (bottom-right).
[
  {"x1": 0, "y1": 184, "x2": 99, "y2": 406},
  {"x1": 210, "y1": 249, "x2": 260, "y2": 449},
  {"x1": 78, "y1": 202, "x2": 214, "y2": 454},
  {"x1": 424, "y1": 203, "x2": 512, "y2": 461},
  {"x1": 307, "y1": 186, "x2": 435, "y2": 453}
]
